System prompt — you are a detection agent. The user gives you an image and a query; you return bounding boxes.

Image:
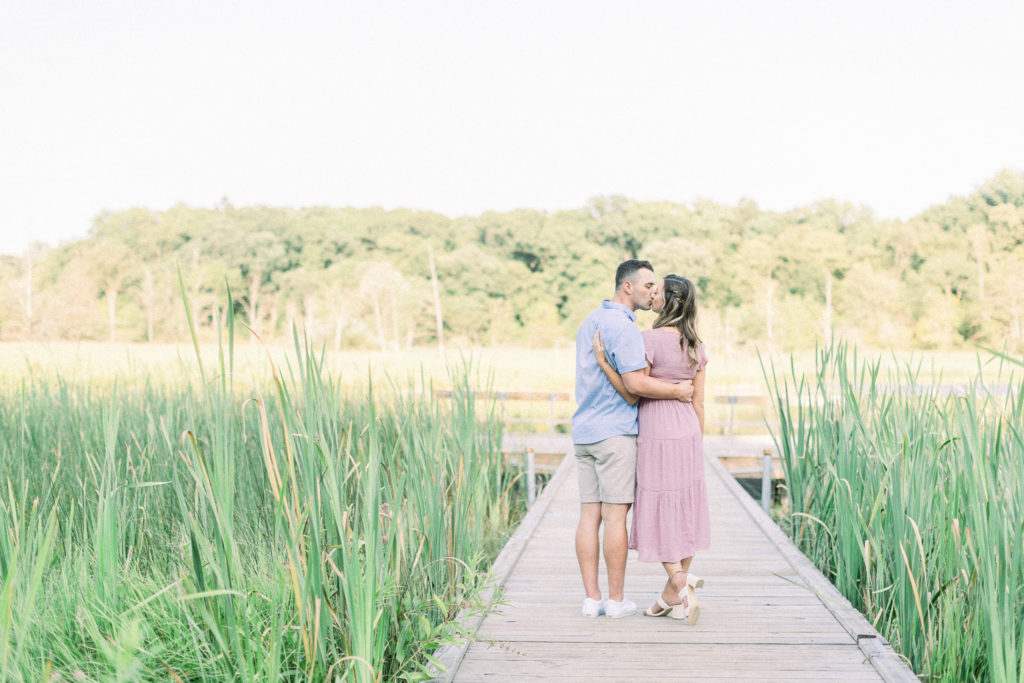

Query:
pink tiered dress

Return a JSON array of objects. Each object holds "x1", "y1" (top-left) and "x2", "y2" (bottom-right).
[{"x1": 629, "y1": 327, "x2": 710, "y2": 562}]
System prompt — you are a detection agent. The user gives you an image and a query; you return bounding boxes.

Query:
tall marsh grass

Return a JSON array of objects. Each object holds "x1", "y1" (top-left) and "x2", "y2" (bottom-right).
[
  {"x1": 765, "y1": 343, "x2": 1023, "y2": 682},
  {"x1": 0, "y1": 312, "x2": 522, "y2": 680}
]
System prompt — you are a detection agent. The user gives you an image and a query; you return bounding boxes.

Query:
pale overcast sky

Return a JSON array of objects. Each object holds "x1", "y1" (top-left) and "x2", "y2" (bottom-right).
[{"x1": 1, "y1": 0, "x2": 1022, "y2": 256}]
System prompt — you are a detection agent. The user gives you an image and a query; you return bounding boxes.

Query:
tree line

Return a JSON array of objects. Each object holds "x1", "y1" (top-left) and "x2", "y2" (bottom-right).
[{"x1": 1, "y1": 169, "x2": 1022, "y2": 352}]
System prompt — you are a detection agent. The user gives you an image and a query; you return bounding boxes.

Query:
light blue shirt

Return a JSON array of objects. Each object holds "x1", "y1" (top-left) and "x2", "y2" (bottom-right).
[{"x1": 572, "y1": 300, "x2": 648, "y2": 444}]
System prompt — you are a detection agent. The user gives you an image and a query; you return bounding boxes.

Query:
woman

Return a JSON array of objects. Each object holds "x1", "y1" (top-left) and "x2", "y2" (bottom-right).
[{"x1": 593, "y1": 274, "x2": 710, "y2": 624}]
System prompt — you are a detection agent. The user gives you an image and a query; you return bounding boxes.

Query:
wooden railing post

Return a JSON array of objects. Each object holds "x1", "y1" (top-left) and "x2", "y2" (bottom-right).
[
  {"x1": 548, "y1": 393, "x2": 556, "y2": 435},
  {"x1": 526, "y1": 447, "x2": 536, "y2": 506},
  {"x1": 728, "y1": 396, "x2": 737, "y2": 439},
  {"x1": 761, "y1": 448, "x2": 772, "y2": 514}
]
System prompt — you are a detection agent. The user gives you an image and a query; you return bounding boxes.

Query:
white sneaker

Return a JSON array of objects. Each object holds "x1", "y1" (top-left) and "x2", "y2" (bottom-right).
[
  {"x1": 604, "y1": 598, "x2": 637, "y2": 618},
  {"x1": 581, "y1": 597, "x2": 605, "y2": 617}
]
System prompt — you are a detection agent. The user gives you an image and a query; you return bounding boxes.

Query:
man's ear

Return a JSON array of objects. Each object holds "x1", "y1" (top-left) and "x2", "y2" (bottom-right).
[{"x1": 621, "y1": 280, "x2": 632, "y2": 295}]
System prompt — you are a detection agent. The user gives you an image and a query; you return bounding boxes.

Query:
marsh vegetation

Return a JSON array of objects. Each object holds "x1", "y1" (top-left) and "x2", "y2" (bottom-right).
[
  {"x1": 0, "y1": 311, "x2": 523, "y2": 680},
  {"x1": 767, "y1": 345, "x2": 1023, "y2": 681}
]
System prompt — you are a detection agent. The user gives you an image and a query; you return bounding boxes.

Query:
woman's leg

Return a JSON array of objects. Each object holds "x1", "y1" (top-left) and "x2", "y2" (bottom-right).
[
  {"x1": 673, "y1": 556, "x2": 702, "y2": 624},
  {"x1": 648, "y1": 557, "x2": 692, "y2": 611},
  {"x1": 648, "y1": 555, "x2": 704, "y2": 622}
]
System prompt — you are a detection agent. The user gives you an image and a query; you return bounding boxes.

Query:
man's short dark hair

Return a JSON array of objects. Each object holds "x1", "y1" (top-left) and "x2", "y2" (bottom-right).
[{"x1": 615, "y1": 259, "x2": 654, "y2": 290}]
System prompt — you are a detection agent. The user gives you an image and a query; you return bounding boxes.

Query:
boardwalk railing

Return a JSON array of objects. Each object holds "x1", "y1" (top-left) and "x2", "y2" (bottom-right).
[
  {"x1": 435, "y1": 389, "x2": 573, "y2": 506},
  {"x1": 711, "y1": 394, "x2": 780, "y2": 513},
  {"x1": 434, "y1": 389, "x2": 572, "y2": 434},
  {"x1": 712, "y1": 393, "x2": 779, "y2": 438},
  {"x1": 715, "y1": 447, "x2": 777, "y2": 514},
  {"x1": 437, "y1": 390, "x2": 787, "y2": 439},
  {"x1": 435, "y1": 390, "x2": 786, "y2": 509}
]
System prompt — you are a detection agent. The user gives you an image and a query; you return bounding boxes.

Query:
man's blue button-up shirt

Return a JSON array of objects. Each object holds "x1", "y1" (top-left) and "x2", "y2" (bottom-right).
[{"x1": 572, "y1": 300, "x2": 648, "y2": 444}]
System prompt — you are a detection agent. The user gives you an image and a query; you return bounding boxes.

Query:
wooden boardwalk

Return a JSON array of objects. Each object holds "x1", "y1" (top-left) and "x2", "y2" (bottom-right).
[{"x1": 435, "y1": 436, "x2": 917, "y2": 682}]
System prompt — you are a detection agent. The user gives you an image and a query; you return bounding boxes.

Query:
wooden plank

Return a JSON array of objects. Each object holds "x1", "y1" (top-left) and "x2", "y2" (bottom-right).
[
  {"x1": 461, "y1": 642, "x2": 874, "y2": 663},
  {"x1": 456, "y1": 642, "x2": 880, "y2": 680},
  {"x1": 705, "y1": 453, "x2": 917, "y2": 682},
  {"x1": 433, "y1": 434, "x2": 917, "y2": 683}
]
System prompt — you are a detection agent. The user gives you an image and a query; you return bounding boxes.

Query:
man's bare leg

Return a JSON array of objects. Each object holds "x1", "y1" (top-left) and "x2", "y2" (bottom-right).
[
  {"x1": 575, "y1": 503, "x2": 603, "y2": 600},
  {"x1": 600, "y1": 503, "x2": 631, "y2": 602}
]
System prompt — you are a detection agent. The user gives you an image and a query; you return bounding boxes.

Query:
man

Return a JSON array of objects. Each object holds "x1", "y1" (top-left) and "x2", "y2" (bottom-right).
[{"x1": 572, "y1": 259, "x2": 693, "y2": 618}]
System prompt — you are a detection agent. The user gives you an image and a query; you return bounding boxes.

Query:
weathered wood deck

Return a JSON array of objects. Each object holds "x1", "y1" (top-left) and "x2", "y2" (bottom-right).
[{"x1": 435, "y1": 436, "x2": 917, "y2": 682}]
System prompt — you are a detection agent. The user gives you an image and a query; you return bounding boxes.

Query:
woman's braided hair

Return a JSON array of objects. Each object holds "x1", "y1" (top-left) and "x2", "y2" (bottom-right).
[{"x1": 651, "y1": 274, "x2": 701, "y2": 367}]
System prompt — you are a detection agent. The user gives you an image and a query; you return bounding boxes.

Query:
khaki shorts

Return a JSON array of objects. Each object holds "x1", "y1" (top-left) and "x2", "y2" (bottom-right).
[{"x1": 574, "y1": 435, "x2": 637, "y2": 504}]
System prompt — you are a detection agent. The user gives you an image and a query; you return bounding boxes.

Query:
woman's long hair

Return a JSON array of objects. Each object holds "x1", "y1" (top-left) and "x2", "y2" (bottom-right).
[{"x1": 651, "y1": 275, "x2": 701, "y2": 367}]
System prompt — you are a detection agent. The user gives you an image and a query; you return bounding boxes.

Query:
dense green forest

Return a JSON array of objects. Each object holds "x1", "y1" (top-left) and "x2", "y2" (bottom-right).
[{"x1": 2, "y1": 169, "x2": 1022, "y2": 352}]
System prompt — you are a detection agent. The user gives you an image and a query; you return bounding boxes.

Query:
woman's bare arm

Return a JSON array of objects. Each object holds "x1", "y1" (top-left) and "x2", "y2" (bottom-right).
[{"x1": 692, "y1": 367, "x2": 706, "y2": 436}]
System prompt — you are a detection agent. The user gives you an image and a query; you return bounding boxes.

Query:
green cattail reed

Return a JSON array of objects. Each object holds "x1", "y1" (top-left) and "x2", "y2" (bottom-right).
[
  {"x1": 0, "y1": 291, "x2": 522, "y2": 681},
  {"x1": 765, "y1": 341, "x2": 1024, "y2": 682}
]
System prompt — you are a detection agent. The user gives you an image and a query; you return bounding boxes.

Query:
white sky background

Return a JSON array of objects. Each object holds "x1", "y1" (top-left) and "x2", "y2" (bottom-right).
[{"x1": 1, "y1": 0, "x2": 1023, "y2": 256}]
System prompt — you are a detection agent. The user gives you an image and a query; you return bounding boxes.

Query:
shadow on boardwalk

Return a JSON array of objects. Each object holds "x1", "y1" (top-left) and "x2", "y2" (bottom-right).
[{"x1": 434, "y1": 435, "x2": 917, "y2": 682}]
